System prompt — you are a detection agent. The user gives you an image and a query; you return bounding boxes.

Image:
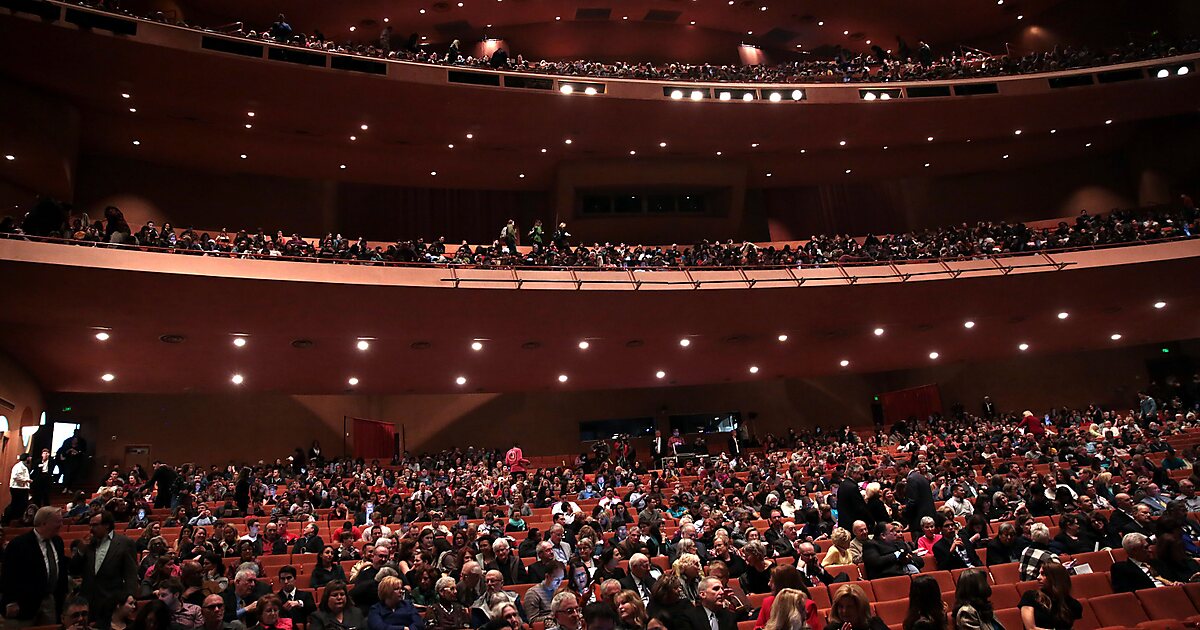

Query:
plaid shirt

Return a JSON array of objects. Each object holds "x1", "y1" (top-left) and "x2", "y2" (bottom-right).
[{"x1": 1018, "y1": 545, "x2": 1059, "y2": 581}]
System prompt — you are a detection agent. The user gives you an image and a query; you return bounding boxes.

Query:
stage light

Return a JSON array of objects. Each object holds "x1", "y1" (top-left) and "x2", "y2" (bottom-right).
[
  {"x1": 558, "y1": 374, "x2": 569, "y2": 383},
  {"x1": 233, "y1": 337, "x2": 247, "y2": 347},
  {"x1": 791, "y1": 90, "x2": 804, "y2": 101},
  {"x1": 655, "y1": 370, "x2": 666, "y2": 379},
  {"x1": 1110, "y1": 333, "x2": 1122, "y2": 341},
  {"x1": 718, "y1": 92, "x2": 731, "y2": 101},
  {"x1": 879, "y1": 93, "x2": 891, "y2": 100},
  {"x1": 584, "y1": 87, "x2": 597, "y2": 96},
  {"x1": 768, "y1": 92, "x2": 782, "y2": 102},
  {"x1": 1058, "y1": 312, "x2": 1069, "y2": 319},
  {"x1": 690, "y1": 90, "x2": 703, "y2": 101},
  {"x1": 742, "y1": 93, "x2": 754, "y2": 101},
  {"x1": 840, "y1": 360, "x2": 850, "y2": 367},
  {"x1": 863, "y1": 92, "x2": 877, "y2": 101},
  {"x1": 95, "y1": 332, "x2": 110, "y2": 341},
  {"x1": 928, "y1": 351, "x2": 940, "y2": 360},
  {"x1": 1179, "y1": 66, "x2": 1190, "y2": 76},
  {"x1": 679, "y1": 338, "x2": 691, "y2": 347},
  {"x1": 1018, "y1": 343, "x2": 1029, "y2": 351},
  {"x1": 777, "y1": 334, "x2": 788, "y2": 342},
  {"x1": 578, "y1": 341, "x2": 590, "y2": 349},
  {"x1": 963, "y1": 321, "x2": 975, "y2": 329},
  {"x1": 873, "y1": 327, "x2": 884, "y2": 336}
]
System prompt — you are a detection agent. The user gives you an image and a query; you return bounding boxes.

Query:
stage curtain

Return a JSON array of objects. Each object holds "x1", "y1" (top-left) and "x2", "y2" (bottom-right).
[
  {"x1": 352, "y1": 417, "x2": 395, "y2": 460},
  {"x1": 879, "y1": 384, "x2": 943, "y2": 425}
]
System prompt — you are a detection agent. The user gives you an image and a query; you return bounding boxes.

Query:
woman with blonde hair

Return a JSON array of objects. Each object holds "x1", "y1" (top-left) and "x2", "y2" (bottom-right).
[
  {"x1": 821, "y1": 528, "x2": 854, "y2": 567},
  {"x1": 614, "y1": 589, "x2": 649, "y2": 630},
  {"x1": 765, "y1": 589, "x2": 810, "y2": 630},
  {"x1": 827, "y1": 584, "x2": 887, "y2": 630},
  {"x1": 672, "y1": 553, "x2": 703, "y2": 603}
]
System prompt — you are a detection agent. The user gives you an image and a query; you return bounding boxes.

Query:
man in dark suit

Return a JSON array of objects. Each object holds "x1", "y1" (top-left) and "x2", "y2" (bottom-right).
[
  {"x1": 277, "y1": 566, "x2": 316, "y2": 626},
  {"x1": 291, "y1": 523, "x2": 324, "y2": 555},
  {"x1": 837, "y1": 466, "x2": 872, "y2": 531},
  {"x1": 863, "y1": 521, "x2": 923, "y2": 580},
  {"x1": 618, "y1": 554, "x2": 659, "y2": 604},
  {"x1": 30, "y1": 448, "x2": 57, "y2": 509},
  {"x1": 904, "y1": 465, "x2": 936, "y2": 533},
  {"x1": 685, "y1": 577, "x2": 738, "y2": 630},
  {"x1": 985, "y1": 523, "x2": 1023, "y2": 565},
  {"x1": 140, "y1": 461, "x2": 179, "y2": 509},
  {"x1": 1, "y1": 506, "x2": 67, "y2": 628},
  {"x1": 932, "y1": 518, "x2": 982, "y2": 570},
  {"x1": 1112, "y1": 533, "x2": 1170, "y2": 593},
  {"x1": 222, "y1": 567, "x2": 271, "y2": 624},
  {"x1": 78, "y1": 510, "x2": 138, "y2": 618},
  {"x1": 796, "y1": 542, "x2": 849, "y2": 587}
]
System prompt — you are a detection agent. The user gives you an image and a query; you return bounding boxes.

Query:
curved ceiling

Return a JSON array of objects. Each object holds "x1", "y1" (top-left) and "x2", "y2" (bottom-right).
[{"x1": 2, "y1": 239, "x2": 1199, "y2": 395}]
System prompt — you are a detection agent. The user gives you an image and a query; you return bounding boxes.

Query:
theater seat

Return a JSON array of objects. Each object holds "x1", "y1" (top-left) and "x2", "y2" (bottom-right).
[
  {"x1": 1015, "y1": 581, "x2": 1040, "y2": 597},
  {"x1": 1072, "y1": 550, "x2": 1115, "y2": 573},
  {"x1": 738, "y1": 621, "x2": 756, "y2": 630},
  {"x1": 748, "y1": 593, "x2": 768, "y2": 610},
  {"x1": 990, "y1": 563, "x2": 1022, "y2": 584},
  {"x1": 809, "y1": 585, "x2": 831, "y2": 611},
  {"x1": 995, "y1": 607, "x2": 1022, "y2": 630},
  {"x1": 827, "y1": 564, "x2": 861, "y2": 581},
  {"x1": 843, "y1": 580, "x2": 875, "y2": 602},
  {"x1": 1071, "y1": 572, "x2": 1114, "y2": 599},
  {"x1": 1183, "y1": 582, "x2": 1200, "y2": 611},
  {"x1": 871, "y1": 576, "x2": 911, "y2": 602},
  {"x1": 926, "y1": 571, "x2": 955, "y2": 594},
  {"x1": 1089, "y1": 592, "x2": 1151, "y2": 628},
  {"x1": 1077, "y1": 598, "x2": 1102, "y2": 630},
  {"x1": 989, "y1": 584, "x2": 1021, "y2": 610},
  {"x1": 1136, "y1": 586, "x2": 1200, "y2": 623},
  {"x1": 873, "y1": 599, "x2": 909, "y2": 627}
]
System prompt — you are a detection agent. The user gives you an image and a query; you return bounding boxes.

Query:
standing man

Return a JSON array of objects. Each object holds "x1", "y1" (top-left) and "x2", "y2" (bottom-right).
[
  {"x1": 650, "y1": 431, "x2": 665, "y2": 468},
  {"x1": 3, "y1": 453, "x2": 32, "y2": 524},
  {"x1": 837, "y1": 466, "x2": 872, "y2": 531},
  {"x1": 1, "y1": 506, "x2": 67, "y2": 628},
  {"x1": 505, "y1": 443, "x2": 528, "y2": 479},
  {"x1": 79, "y1": 510, "x2": 139, "y2": 619},
  {"x1": 904, "y1": 463, "x2": 936, "y2": 534},
  {"x1": 140, "y1": 461, "x2": 179, "y2": 509},
  {"x1": 30, "y1": 448, "x2": 57, "y2": 509}
]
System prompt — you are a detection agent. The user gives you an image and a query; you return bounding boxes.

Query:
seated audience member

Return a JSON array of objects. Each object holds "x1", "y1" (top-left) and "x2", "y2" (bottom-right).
[
  {"x1": 932, "y1": 517, "x2": 981, "y2": 570},
  {"x1": 1111, "y1": 532, "x2": 1173, "y2": 592},
  {"x1": 62, "y1": 597, "x2": 93, "y2": 630},
  {"x1": 826, "y1": 584, "x2": 888, "y2": 630},
  {"x1": 276, "y1": 566, "x2": 315, "y2": 627},
  {"x1": 248, "y1": 595, "x2": 292, "y2": 630},
  {"x1": 821, "y1": 528, "x2": 855, "y2": 567},
  {"x1": 426, "y1": 576, "x2": 471, "y2": 630},
  {"x1": 547, "y1": 592, "x2": 583, "y2": 630},
  {"x1": 795, "y1": 541, "x2": 848, "y2": 587},
  {"x1": 223, "y1": 568, "x2": 272, "y2": 625},
  {"x1": 1019, "y1": 563, "x2": 1081, "y2": 630},
  {"x1": 159, "y1": 578, "x2": 205, "y2": 628},
  {"x1": 985, "y1": 523, "x2": 1023, "y2": 566},
  {"x1": 312, "y1": 546, "x2": 349, "y2": 588},
  {"x1": 916, "y1": 517, "x2": 942, "y2": 556},
  {"x1": 523, "y1": 562, "x2": 564, "y2": 623},
  {"x1": 200, "y1": 594, "x2": 245, "y2": 630},
  {"x1": 133, "y1": 599, "x2": 174, "y2": 630},
  {"x1": 582, "y1": 602, "x2": 618, "y2": 630},
  {"x1": 739, "y1": 542, "x2": 777, "y2": 594},
  {"x1": 685, "y1": 577, "x2": 737, "y2": 630},
  {"x1": 755, "y1": 566, "x2": 823, "y2": 630},
  {"x1": 620, "y1": 553, "x2": 659, "y2": 603},
  {"x1": 903, "y1": 576, "x2": 947, "y2": 630},
  {"x1": 368, "y1": 576, "x2": 423, "y2": 630},
  {"x1": 863, "y1": 522, "x2": 923, "y2": 579},
  {"x1": 109, "y1": 594, "x2": 139, "y2": 630},
  {"x1": 308, "y1": 581, "x2": 365, "y2": 630},
  {"x1": 614, "y1": 589, "x2": 649, "y2": 630},
  {"x1": 1017, "y1": 523, "x2": 1058, "y2": 582},
  {"x1": 646, "y1": 575, "x2": 692, "y2": 629},
  {"x1": 952, "y1": 569, "x2": 998, "y2": 630},
  {"x1": 762, "y1": 588, "x2": 810, "y2": 630}
]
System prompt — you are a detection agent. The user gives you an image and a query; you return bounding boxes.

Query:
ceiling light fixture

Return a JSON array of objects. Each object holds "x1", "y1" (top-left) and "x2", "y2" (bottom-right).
[
  {"x1": 121, "y1": 93, "x2": 130, "y2": 98},
  {"x1": 128, "y1": 108, "x2": 137, "y2": 113},
  {"x1": 928, "y1": 351, "x2": 940, "y2": 360},
  {"x1": 873, "y1": 327, "x2": 884, "y2": 336},
  {"x1": 247, "y1": 112, "x2": 255, "y2": 117},
  {"x1": 690, "y1": 90, "x2": 703, "y2": 101},
  {"x1": 659, "y1": 141, "x2": 667, "y2": 148},
  {"x1": 584, "y1": 87, "x2": 598, "y2": 96},
  {"x1": 95, "y1": 331, "x2": 110, "y2": 341},
  {"x1": 348, "y1": 377, "x2": 359, "y2": 386},
  {"x1": 101, "y1": 373, "x2": 115, "y2": 382},
  {"x1": 564, "y1": 138, "x2": 573, "y2": 144},
  {"x1": 655, "y1": 370, "x2": 666, "y2": 379},
  {"x1": 132, "y1": 141, "x2": 140, "y2": 146},
  {"x1": 466, "y1": 133, "x2": 474, "y2": 139},
  {"x1": 839, "y1": 140, "x2": 847, "y2": 146},
  {"x1": 679, "y1": 338, "x2": 691, "y2": 347},
  {"x1": 629, "y1": 150, "x2": 637, "y2": 155},
  {"x1": 777, "y1": 334, "x2": 788, "y2": 342},
  {"x1": 749, "y1": 366, "x2": 760, "y2": 374},
  {"x1": 430, "y1": 171, "x2": 438, "y2": 176},
  {"x1": 456, "y1": 376, "x2": 467, "y2": 385},
  {"x1": 558, "y1": 374, "x2": 569, "y2": 383},
  {"x1": 560, "y1": 84, "x2": 574, "y2": 95},
  {"x1": 1110, "y1": 333, "x2": 1122, "y2": 341},
  {"x1": 239, "y1": 154, "x2": 247, "y2": 159},
  {"x1": 1154, "y1": 301, "x2": 1167, "y2": 309},
  {"x1": 578, "y1": 340, "x2": 590, "y2": 350},
  {"x1": 840, "y1": 360, "x2": 850, "y2": 367},
  {"x1": 233, "y1": 337, "x2": 247, "y2": 347},
  {"x1": 471, "y1": 341, "x2": 483, "y2": 351},
  {"x1": 231, "y1": 374, "x2": 244, "y2": 384},
  {"x1": 360, "y1": 124, "x2": 369, "y2": 130},
  {"x1": 670, "y1": 90, "x2": 684, "y2": 100},
  {"x1": 245, "y1": 123, "x2": 253, "y2": 129},
  {"x1": 963, "y1": 321, "x2": 975, "y2": 329},
  {"x1": 1057, "y1": 311, "x2": 1069, "y2": 319},
  {"x1": 339, "y1": 164, "x2": 347, "y2": 170},
  {"x1": 1018, "y1": 343, "x2": 1029, "y2": 351},
  {"x1": 357, "y1": 339, "x2": 370, "y2": 350}
]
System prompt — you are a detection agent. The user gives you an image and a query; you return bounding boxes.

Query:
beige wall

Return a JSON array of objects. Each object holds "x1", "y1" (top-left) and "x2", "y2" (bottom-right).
[
  {"x1": 0, "y1": 352, "x2": 47, "y2": 507},
  {"x1": 49, "y1": 341, "x2": 1197, "y2": 479}
]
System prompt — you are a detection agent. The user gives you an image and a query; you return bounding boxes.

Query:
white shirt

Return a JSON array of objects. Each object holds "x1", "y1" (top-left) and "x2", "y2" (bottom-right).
[
  {"x1": 95, "y1": 531, "x2": 114, "y2": 573},
  {"x1": 9, "y1": 461, "x2": 30, "y2": 489},
  {"x1": 1133, "y1": 559, "x2": 1165, "y2": 587},
  {"x1": 34, "y1": 529, "x2": 54, "y2": 580}
]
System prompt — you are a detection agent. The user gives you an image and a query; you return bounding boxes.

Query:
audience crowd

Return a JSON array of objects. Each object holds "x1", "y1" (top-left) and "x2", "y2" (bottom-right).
[
  {"x1": 5, "y1": 377, "x2": 1200, "y2": 630},
  {"x1": 68, "y1": 0, "x2": 1200, "y2": 85},
  {"x1": 3, "y1": 200, "x2": 1197, "y2": 270}
]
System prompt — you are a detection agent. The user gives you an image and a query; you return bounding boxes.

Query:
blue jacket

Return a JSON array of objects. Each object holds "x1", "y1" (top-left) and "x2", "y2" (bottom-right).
[{"x1": 368, "y1": 600, "x2": 425, "y2": 630}]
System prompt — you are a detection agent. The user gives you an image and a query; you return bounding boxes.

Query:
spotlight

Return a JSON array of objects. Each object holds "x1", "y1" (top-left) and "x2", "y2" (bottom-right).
[
  {"x1": 584, "y1": 87, "x2": 597, "y2": 96},
  {"x1": 742, "y1": 93, "x2": 754, "y2": 101},
  {"x1": 768, "y1": 92, "x2": 782, "y2": 102},
  {"x1": 655, "y1": 370, "x2": 666, "y2": 379},
  {"x1": 121, "y1": 93, "x2": 130, "y2": 99},
  {"x1": 1110, "y1": 333, "x2": 1122, "y2": 341},
  {"x1": 101, "y1": 373, "x2": 115, "y2": 382},
  {"x1": 659, "y1": 142, "x2": 667, "y2": 148},
  {"x1": 840, "y1": 360, "x2": 850, "y2": 367},
  {"x1": 670, "y1": 90, "x2": 684, "y2": 100},
  {"x1": 1179, "y1": 66, "x2": 1190, "y2": 76},
  {"x1": 231, "y1": 374, "x2": 244, "y2": 384},
  {"x1": 879, "y1": 93, "x2": 891, "y2": 100},
  {"x1": 1018, "y1": 343, "x2": 1029, "y2": 351},
  {"x1": 679, "y1": 338, "x2": 691, "y2": 347},
  {"x1": 360, "y1": 124, "x2": 369, "y2": 130},
  {"x1": 348, "y1": 377, "x2": 359, "y2": 386},
  {"x1": 357, "y1": 339, "x2": 370, "y2": 350},
  {"x1": 749, "y1": 366, "x2": 759, "y2": 374},
  {"x1": 963, "y1": 321, "x2": 975, "y2": 329},
  {"x1": 233, "y1": 337, "x2": 247, "y2": 347},
  {"x1": 578, "y1": 340, "x2": 590, "y2": 350},
  {"x1": 471, "y1": 341, "x2": 483, "y2": 351},
  {"x1": 690, "y1": 90, "x2": 703, "y2": 101},
  {"x1": 558, "y1": 374, "x2": 569, "y2": 383},
  {"x1": 928, "y1": 351, "x2": 940, "y2": 360},
  {"x1": 1154, "y1": 301, "x2": 1167, "y2": 309},
  {"x1": 95, "y1": 332, "x2": 111, "y2": 341},
  {"x1": 1057, "y1": 312, "x2": 1069, "y2": 320},
  {"x1": 718, "y1": 92, "x2": 731, "y2": 101},
  {"x1": 873, "y1": 327, "x2": 884, "y2": 336},
  {"x1": 1158, "y1": 68, "x2": 1171, "y2": 78},
  {"x1": 863, "y1": 92, "x2": 877, "y2": 101},
  {"x1": 777, "y1": 334, "x2": 788, "y2": 342},
  {"x1": 560, "y1": 84, "x2": 574, "y2": 95},
  {"x1": 456, "y1": 376, "x2": 467, "y2": 385},
  {"x1": 791, "y1": 90, "x2": 804, "y2": 101}
]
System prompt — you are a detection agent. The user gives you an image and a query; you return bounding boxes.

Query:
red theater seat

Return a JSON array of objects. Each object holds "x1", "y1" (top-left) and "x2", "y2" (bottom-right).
[
  {"x1": 870, "y1": 576, "x2": 911, "y2": 602},
  {"x1": 990, "y1": 563, "x2": 1021, "y2": 585},
  {"x1": 1136, "y1": 586, "x2": 1200, "y2": 623},
  {"x1": 1089, "y1": 593, "x2": 1150, "y2": 628},
  {"x1": 1071, "y1": 572, "x2": 1114, "y2": 599},
  {"x1": 873, "y1": 599, "x2": 909, "y2": 627},
  {"x1": 988, "y1": 584, "x2": 1021, "y2": 610},
  {"x1": 1072, "y1": 550, "x2": 1115, "y2": 573},
  {"x1": 995, "y1": 608, "x2": 1022, "y2": 630}
]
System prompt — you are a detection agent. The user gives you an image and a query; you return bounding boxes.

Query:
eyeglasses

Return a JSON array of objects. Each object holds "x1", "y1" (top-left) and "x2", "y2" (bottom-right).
[
  {"x1": 203, "y1": 604, "x2": 225, "y2": 610},
  {"x1": 558, "y1": 607, "x2": 582, "y2": 615}
]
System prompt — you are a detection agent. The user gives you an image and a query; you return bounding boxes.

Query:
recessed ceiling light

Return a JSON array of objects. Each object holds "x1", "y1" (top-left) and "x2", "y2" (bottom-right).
[
  {"x1": 928, "y1": 351, "x2": 940, "y2": 360},
  {"x1": 924, "y1": 163, "x2": 931, "y2": 167},
  {"x1": 348, "y1": 377, "x2": 359, "y2": 386},
  {"x1": 655, "y1": 370, "x2": 666, "y2": 379},
  {"x1": 1105, "y1": 119, "x2": 1113, "y2": 125},
  {"x1": 679, "y1": 338, "x2": 691, "y2": 347},
  {"x1": 963, "y1": 321, "x2": 975, "y2": 329},
  {"x1": 101, "y1": 373, "x2": 115, "y2": 382},
  {"x1": 247, "y1": 112, "x2": 255, "y2": 117},
  {"x1": 349, "y1": 26, "x2": 356, "y2": 31},
  {"x1": 350, "y1": 135, "x2": 357, "y2": 141},
  {"x1": 564, "y1": 139, "x2": 573, "y2": 144},
  {"x1": 1014, "y1": 130, "x2": 1023, "y2": 135},
  {"x1": 716, "y1": 151, "x2": 722, "y2": 155},
  {"x1": 471, "y1": 341, "x2": 484, "y2": 351},
  {"x1": 629, "y1": 150, "x2": 637, "y2": 155},
  {"x1": 121, "y1": 93, "x2": 130, "y2": 99},
  {"x1": 360, "y1": 124, "x2": 369, "y2": 131},
  {"x1": 769, "y1": 92, "x2": 782, "y2": 102},
  {"x1": 659, "y1": 142, "x2": 667, "y2": 148},
  {"x1": 777, "y1": 334, "x2": 788, "y2": 342},
  {"x1": 926, "y1": 136, "x2": 934, "y2": 142},
  {"x1": 1017, "y1": 13, "x2": 1023, "y2": 18},
  {"x1": 766, "y1": 173, "x2": 773, "y2": 177},
  {"x1": 555, "y1": 16, "x2": 560, "y2": 20},
  {"x1": 1085, "y1": 143, "x2": 1092, "y2": 147},
  {"x1": 873, "y1": 327, "x2": 884, "y2": 336},
  {"x1": 239, "y1": 154, "x2": 247, "y2": 159},
  {"x1": 128, "y1": 108, "x2": 137, "y2": 113},
  {"x1": 742, "y1": 93, "x2": 754, "y2": 101},
  {"x1": 95, "y1": 331, "x2": 110, "y2": 341},
  {"x1": 356, "y1": 339, "x2": 370, "y2": 350},
  {"x1": 232, "y1": 337, "x2": 247, "y2": 347},
  {"x1": 622, "y1": 15, "x2": 628, "y2": 19},
  {"x1": 584, "y1": 87, "x2": 598, "y2": 96},
  {"x1": 1110, "y1": 333, "x2": 1122, "y2": 341},
  {"x1": 455, "y1": 376, "x2": 467, "y2": 385},
  {"x1": 3, "y1": 154, "x2": 15, "y2": 161},
  {"x1": 843, "y1": 30, "x2": 849, "y2": 35},
  {"x1": 751, "y1": 143, "x2": 760, "y2": 148},
  {"x1": 540, "y1": 148, "x2": 547, "y2": 153},
  {"x1": 245, "y1": 124, "x2": 253, "y2": 129},
  {"x1": 1003, "y1": 154, "x2": 1010, "y2": 159},
  {"x1": 132, "y1": 141, "x2": 140, "y2": 146},
  {"x1": 466, "y1": 133, "x2": 474, "y2": 139},
  {"x1": 384, "y1": 17, "x2": 389, "y2": 22},
  {"x1": 430, "y1": 171, "x2": 437, "y2": 176},
  {"x1": 690, "y1": 90, "x2": 703, "y2": 101},
  {"x1": 845, "y1": 169, "x2": 852, "y2": 174},
  {"x1": 1050, "y1": 129, "x2": 1057, "y2": 134},
  {"x1": 690, "y1": 20, "x2": 695, "y2": 24},
  {"x1": 558, "y1": 374, "x2": 569, "y2": 383},
  {"x1": 818, "y1": 20, "x2": 824, "y2": 25},
  {"x1": 578, "y1": 340, "x2": 590, "y2": 350},
  {"x1": 340, "y1": 164, "x2": 347, "y2": 170},
  {"x1": 840, "y1": 359, "x2": 850, "y2": 367},
  {"x1": 747, "y1": 30, "x2": 752, "y2": 35},
  {"x1": 839, "y1": 140, "x2": 847, "y2": 146},
  {"x1": 749, "y1": 366, "x2": 760, "y2": 374},
  {"x1": 518, "y1": 173, "x2": 525, "y2": 178},
  {"x1": 231, "y1": 374, "x2": 244, "y2": 385},
  {"x1": 1154, "y1": 301, "x2": 1167, "y2": 309},
  {"x1": 1018, "y1": 343, "x2": 1030, "y2": 351}
]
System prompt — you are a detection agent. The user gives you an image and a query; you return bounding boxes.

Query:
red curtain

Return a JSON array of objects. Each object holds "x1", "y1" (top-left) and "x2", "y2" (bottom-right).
[
  {"x1": 879, "y1": 384, "x2": 943, "y2": 425},
  {"x1": 351, "y1": 417, "x2": 395, "y2": 460}
]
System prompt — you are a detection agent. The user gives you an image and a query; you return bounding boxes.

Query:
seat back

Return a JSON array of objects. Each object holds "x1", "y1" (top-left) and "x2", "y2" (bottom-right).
[
  {"x1": 988, "y1": 584, "x2": 1021, "y2": 610},
  {"x1": 1136, "y1": 586, "x2": 1200, "y2": 620},
  {"x1": 873, "y1": 599, "x2": 908, "y2": 627},
  {"x1": 989, "y1": 562, "x2": 1021, "y2": 584},
  {"x1": 995, "y1": 607, "x2": 1022, "y2": 630},
  {"x1": 1071, "y1": 550, "x2": 1114, "y2": 573},
  {"x1": 1089, "y1": 592, "x2": 1151, "y2": 627},
  {"x1": 871, "y1": 576, "x2": 911, "y2": 602},
  {"x1": 1070, "y1": 572, "x2": 1113, "y2": 599}
]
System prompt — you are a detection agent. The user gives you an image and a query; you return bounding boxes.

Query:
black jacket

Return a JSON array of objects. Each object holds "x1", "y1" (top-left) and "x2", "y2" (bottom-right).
[
  {"x1": 932, "y1": 536, "x2": 981, "y2": 571},
  {"x1": 79, "y1": 533, "x2": 139, "y2": 614},
  {"x1": 277, "y1": 588, "x2": 316, "y2": 625},
  {"x1": 837, "y1": 479, "x2": 872, "y2": 531},
  {"x1": 904, "y1": 471, "x2": 936, "y2": 531},
  {"x1": 1110, "y1": 560, "x2": 1162, "y2": 594},
  {"x1": 0, "y1": 530, "x2": 68, "y2": 620},
  {"x1": 862, "y1": 539, "x2": 923, "y2": 580},
  {"x1": 685, "y1": 604, "x2": 738, "y2": 630}
]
